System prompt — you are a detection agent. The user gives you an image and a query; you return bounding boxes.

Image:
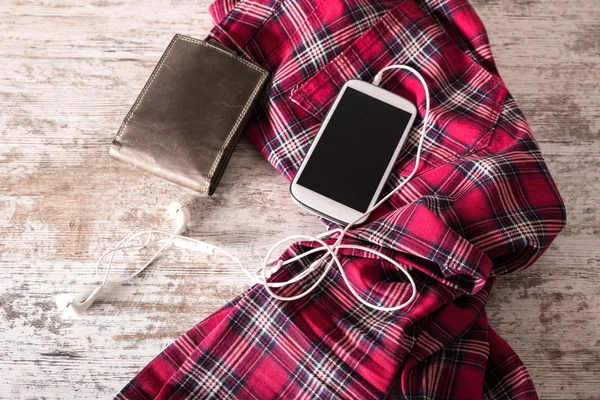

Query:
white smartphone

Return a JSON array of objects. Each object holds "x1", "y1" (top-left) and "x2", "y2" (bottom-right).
[{"x1": 290, "y1": 79, "x2": 417, "y2": 225}]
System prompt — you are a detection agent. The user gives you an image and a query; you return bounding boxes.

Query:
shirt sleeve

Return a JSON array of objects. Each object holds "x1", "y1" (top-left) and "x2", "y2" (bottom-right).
[{"x1": 350, "y1": 92, "x2": 566, "y2": 295}]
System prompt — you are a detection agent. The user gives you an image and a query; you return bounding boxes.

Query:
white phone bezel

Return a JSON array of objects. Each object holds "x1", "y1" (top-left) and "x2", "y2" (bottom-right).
[{"x1": 290, "y1": 79, "x2": 417, "y2": 225}]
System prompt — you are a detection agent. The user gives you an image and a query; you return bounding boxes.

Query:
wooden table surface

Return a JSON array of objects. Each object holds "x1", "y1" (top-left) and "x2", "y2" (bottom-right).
[{"x1": 1, "y1": 0, "x2": 599, "y2": 398}]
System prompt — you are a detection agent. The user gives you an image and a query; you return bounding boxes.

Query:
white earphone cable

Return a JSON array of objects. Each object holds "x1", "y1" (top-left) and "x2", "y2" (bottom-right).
[{"x1": 92, "y1": 64, "x2": 429, "y2": 313}]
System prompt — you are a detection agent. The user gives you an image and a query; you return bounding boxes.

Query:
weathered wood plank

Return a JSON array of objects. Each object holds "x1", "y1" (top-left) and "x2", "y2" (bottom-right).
[{"x1": 1, "y1": 0, "x2": 598, "y2": 398}]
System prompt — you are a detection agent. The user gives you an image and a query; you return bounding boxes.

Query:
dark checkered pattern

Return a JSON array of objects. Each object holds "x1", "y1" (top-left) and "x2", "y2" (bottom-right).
[{"x1": 115, "y1": 0, "x2": 566, "y2": 398}]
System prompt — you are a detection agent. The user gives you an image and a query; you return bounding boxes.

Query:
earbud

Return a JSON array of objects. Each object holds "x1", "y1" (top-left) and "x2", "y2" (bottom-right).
[
  {"x1": 167, "y1": 202, "x2": 191, "y2": 235},
  {"x1": 55, "y1": 285, "x2": 105, "y2": 318},
  {"x1": 57, "y1": 202, "x2": 192, "y2": 317}
]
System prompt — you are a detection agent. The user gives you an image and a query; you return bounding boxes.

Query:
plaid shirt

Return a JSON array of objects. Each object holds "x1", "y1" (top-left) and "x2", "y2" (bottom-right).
[{"x1": 116, "y1": 0, "x2": 566, "y2": 398}]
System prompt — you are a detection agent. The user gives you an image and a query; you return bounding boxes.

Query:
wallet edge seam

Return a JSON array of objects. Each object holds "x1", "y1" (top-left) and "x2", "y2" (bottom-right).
[{"x1": 205, "y1": 66, "x2": 268, "y2": 194}]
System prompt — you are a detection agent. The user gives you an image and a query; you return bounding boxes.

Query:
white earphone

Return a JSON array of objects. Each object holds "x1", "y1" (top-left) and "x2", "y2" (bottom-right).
[
  {"x1": 55, "y1": 284, "x2": 105, "y2": 318},
  {"x1": 58, "y1": 64, "x2": 429, "y2": 316},
  {"x1": 56, "y1": 202, "x2": 194, "y2": 317}
]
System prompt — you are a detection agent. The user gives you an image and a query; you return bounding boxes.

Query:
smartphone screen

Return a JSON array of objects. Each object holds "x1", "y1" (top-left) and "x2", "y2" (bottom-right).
[{"x1": 296, "y1": 87, "x2": 414, "y2": 213}]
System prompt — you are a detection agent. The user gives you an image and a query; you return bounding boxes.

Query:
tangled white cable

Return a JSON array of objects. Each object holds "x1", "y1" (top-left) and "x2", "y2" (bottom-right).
[{"x1": 56, "y1": 64, "x2": 429, "y2": 316}]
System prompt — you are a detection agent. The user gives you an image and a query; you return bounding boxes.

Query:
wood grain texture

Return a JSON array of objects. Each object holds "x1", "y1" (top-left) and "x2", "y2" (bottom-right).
[{"x1": 0, "y1": 0, "x2": 598, "y2": 398}]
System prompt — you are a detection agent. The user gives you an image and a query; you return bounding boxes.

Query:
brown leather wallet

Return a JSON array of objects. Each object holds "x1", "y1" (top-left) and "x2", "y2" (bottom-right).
[{"x1": 110, "y1": 34, "x2": 268, "y2": 195}]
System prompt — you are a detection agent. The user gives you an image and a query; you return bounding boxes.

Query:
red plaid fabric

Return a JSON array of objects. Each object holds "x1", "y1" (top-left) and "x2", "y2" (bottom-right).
[{"x1": 116, "y1": 0, "x2": 566, "y2": 398}]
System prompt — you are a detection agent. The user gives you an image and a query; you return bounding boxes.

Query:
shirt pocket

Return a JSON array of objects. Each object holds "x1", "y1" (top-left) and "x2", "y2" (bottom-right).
[{"x1": 289, "y1": 0, "x2": 507, "y2": 177}]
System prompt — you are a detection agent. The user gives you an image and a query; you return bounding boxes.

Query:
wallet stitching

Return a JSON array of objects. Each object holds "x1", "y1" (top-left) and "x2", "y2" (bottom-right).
[
  {"x1": 114, "y1": 34, "x2": 267, "y2": 194},
  {"x1": 206, "y1": 68, "x2": 267, "y2": 193},
  {"x1": 186, "y1": 42, "x2": 267, "y2": 193},
  {"x1": 176, "y1": 35, "x2": 266, "y2": 74},
  {"x1": 175, "y1": 35, "x2": 268, "y2": 194},
  {"x1": 114, "y1": 36, "x2": 180, "y2": 143}
]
